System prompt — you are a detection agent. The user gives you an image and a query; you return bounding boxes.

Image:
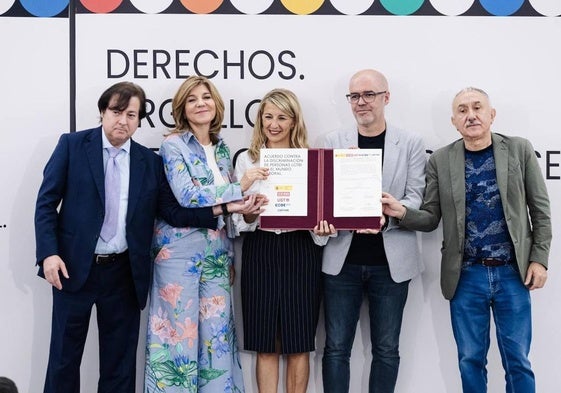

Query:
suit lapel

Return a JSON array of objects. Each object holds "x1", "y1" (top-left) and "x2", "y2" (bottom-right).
[
  {"x1": 127, "y1": 140, "x2": 146, "y2": 222},
  {"x1": 344, "y1": 128, "x2": 358, "y2": 147},
  {"x1": 492, "y1": 133, "x2": 509, "y2": 202},
  {"x1": 449, "y1": 140, "x2": 466, "y2": 236},
  {"x1": 85, "y1": 127, "x2": 105, "y2": 204},
  {"x1": 382, "y1": 128, "x2": 399, "y2": 191}
]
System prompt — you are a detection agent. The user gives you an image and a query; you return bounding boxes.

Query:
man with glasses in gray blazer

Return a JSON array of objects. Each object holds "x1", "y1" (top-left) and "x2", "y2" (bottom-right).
[{"x1": 320, "y1": 69, "x2": 427, "y2": 393}]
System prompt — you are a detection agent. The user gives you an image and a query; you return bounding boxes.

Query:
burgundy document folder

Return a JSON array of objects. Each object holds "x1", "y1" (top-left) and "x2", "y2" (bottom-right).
[{"x1": 259, "y1": 149, "x2": 382, "y2": 230}]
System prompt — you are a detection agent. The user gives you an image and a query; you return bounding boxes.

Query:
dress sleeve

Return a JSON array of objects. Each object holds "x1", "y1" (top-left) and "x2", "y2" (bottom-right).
[
  {"x1": 232, "y1": 152, "x2": 259, "y2": 234},
  {"x1": 160, "y1": 135, "x2": 243, "y2": 208}
]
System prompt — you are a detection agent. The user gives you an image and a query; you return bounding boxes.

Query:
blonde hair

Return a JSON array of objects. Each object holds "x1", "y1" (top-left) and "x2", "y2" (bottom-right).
[
  {"x1": 247, "y1": 88, "x2": 308, "y2": 162},
  {"x1": 170, "y1": 76, "x2": 225, "y2": 144}
]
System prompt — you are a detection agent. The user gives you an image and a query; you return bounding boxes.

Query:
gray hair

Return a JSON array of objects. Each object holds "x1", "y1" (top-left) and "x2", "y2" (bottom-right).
[{"x1": 454, "y1": 87, "x2": 490, "y2": 102}]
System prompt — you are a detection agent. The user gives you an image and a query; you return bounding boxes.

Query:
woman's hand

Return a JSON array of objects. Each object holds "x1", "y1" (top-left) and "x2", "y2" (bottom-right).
[
  {"x1": 239, "y1": 167, "x2": 269, "y2": 192},
  {"x1": 227, "y1": 194, "x2": 268, "y2": 217},
  {"x1": 313, "y1": 220, "x2": 336, "y2": 236}
]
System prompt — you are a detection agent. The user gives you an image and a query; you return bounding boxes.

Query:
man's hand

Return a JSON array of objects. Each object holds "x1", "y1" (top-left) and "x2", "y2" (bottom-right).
[
  {"x1": 355, "y1": 215, "x2": 386, "y2": 234},
  {"x1": 525, "y1": 261, "x2": 547, "y2": 290},
  {"x1": 381, "y1": 192, "x2": 407, "y2": 220},
  {"x1": 43, "y1": 255, "x2": 69, "y2": 290}
]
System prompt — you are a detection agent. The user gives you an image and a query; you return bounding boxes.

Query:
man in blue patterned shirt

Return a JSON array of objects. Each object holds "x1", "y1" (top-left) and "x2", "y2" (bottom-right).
[{"x1": 381, "y1": 87, "x2": 551, "y2": 393}]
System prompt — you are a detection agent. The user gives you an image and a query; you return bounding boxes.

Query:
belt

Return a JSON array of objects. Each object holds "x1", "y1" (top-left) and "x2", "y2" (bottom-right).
[
  {"x1": 480, "y1": 258, "x2": 510, "y2": 267},
  {"x1": 94, "y1": 250, "x2": 128, "y2": 265}
]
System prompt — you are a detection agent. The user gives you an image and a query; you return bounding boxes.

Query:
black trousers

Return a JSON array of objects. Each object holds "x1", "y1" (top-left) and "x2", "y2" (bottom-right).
[{"x1": 44, "y1": 255, "x2": 139, "y2": 393}]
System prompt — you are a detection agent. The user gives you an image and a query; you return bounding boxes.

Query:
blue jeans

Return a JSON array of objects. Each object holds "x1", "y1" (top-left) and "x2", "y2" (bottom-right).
[
  {"x1": 450, "y1": 264, "x2": 534, "y2": 393},
  {"x1": 322, "y1": 264, "x2": 409, "y2": 393}
]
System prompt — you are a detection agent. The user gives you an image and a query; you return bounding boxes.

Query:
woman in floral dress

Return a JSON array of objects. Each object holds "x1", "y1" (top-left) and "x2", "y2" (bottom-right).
[{"x1": 144, "y1": 76, "x2": 267, "y2": 393}]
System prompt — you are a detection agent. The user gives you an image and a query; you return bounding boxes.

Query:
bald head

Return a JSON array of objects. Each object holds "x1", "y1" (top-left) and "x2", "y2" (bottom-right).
[
  {"x1": 350, "y1": 69, "x2": 389, "y2": 92},
  {"x1": 348, "y1": 69, "x2": 390, "y2": 135}
]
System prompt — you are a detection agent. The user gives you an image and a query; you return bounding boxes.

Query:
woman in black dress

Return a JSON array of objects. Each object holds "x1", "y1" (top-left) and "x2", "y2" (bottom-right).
[{"x1": 233, "y1": 88, "x2": 333, "y2": 392}]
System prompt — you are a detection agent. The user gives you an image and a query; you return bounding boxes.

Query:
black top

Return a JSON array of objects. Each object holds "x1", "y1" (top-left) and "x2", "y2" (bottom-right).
[{"x1": 344, "y1": 131, "x2": 388, "y2": 266}]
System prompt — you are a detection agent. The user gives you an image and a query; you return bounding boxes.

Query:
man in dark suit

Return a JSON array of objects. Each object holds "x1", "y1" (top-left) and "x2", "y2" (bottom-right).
[
  {"x1": 382, "y1": 87, "x2": 551, "y2": 393},
  {"x1": 34, "y1": 82, "x2": 247, "y2": 393}
]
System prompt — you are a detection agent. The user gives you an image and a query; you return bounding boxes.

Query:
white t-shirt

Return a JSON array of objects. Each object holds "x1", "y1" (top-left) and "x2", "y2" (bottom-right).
[{"x1": 202, "y1": 143, "x2": 226, "y2": 186}]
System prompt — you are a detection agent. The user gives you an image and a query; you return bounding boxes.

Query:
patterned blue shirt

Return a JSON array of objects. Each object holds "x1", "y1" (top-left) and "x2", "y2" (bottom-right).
[{"x1": 464, "y1": 145, "x2": 513, "y2": 264}]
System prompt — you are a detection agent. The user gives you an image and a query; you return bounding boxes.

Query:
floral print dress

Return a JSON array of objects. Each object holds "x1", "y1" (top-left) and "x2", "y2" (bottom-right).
[{"x1": 144, "y1": 132, "x2": 245, "y2": 393}]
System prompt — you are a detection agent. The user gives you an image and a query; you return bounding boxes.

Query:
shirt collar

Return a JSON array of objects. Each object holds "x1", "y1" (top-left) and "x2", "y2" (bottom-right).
[
  {"x1": 101, "y1": 128, "x2": 131, "y2": 153},
  {"x1": 181, "y1": 130, "x2": 223, "y2": 147}
]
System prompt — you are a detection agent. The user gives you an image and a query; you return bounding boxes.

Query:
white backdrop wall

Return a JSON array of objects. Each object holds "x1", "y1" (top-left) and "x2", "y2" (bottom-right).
[{"x1": 1, "y1": 1, "x2": 560, "y2": 392}]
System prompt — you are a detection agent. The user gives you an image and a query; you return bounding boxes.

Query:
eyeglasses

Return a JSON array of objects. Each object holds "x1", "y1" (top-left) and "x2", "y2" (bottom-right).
[{"x1": 345, "y1": 91, "x2": 387, "y2": 104}]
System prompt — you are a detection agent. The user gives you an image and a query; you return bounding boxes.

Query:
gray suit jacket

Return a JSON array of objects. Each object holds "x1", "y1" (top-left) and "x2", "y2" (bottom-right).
[
  {"x1": 321, "y1": 124, "x2": 427, "y2": 283},
  {"x1": 401, "y1": 133, "x2": 552, "y2": 299}
]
